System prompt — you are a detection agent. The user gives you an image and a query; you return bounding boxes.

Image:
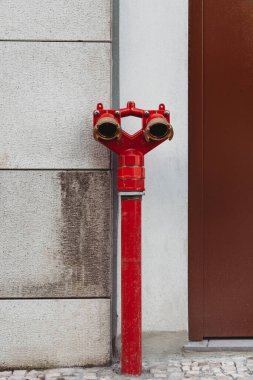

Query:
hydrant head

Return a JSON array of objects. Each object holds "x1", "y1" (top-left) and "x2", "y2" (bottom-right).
[{"x1": 93, "y1": 101, "x2": 174, "y2": 192}]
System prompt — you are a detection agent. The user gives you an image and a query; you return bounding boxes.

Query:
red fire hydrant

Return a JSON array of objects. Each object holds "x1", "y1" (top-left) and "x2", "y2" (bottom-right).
[{"x1": 93, "y1": 101, "x2": 173, "y2": 375}]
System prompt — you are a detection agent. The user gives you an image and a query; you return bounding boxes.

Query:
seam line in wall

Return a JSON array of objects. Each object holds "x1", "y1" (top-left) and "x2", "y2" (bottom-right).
[
  {"x1": 0, "y1": 39, "x2": 111, "y2": 43},
  {"x1": 0, "y1": 168, "x2": 111, "y2": 171},
  {"x1": 0, "y1": 297, "x2": 111, "y2": 300}
]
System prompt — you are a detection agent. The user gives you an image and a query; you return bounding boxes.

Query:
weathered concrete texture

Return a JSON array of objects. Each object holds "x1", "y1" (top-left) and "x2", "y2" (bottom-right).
[
  {"x1": 0, "y1": 299, "x2": 111, "y2": 368},
  {"x1": 0, "y1": 42, "x2": 111, "y2": 169},
  {"x1": 0, "y1": 171, "x2": 112, "y2": 297},
  {"x1": 0, "y1": 0, "x2": 111, "y2": 41}
]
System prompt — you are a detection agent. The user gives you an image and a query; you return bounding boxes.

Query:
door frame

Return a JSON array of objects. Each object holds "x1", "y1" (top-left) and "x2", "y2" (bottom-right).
[{"x1": 188, "y1": 0, "x2": 204, "y2": 341}]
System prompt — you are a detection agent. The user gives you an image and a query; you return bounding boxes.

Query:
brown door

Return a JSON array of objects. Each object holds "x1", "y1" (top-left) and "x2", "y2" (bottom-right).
[{"x1": 189, "y1": 0, "x2": 253, "y2": 340}]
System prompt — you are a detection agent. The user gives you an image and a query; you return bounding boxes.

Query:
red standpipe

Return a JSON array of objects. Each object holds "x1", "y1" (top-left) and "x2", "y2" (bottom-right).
[
  {"x1": 118, "y1": 150, "x2": 144, "y2": 375},
  {"x1": 121, "y1": 196, "x2": 142, "y2": 374},
  {"x1": 92, "y1": 101, "x2": 173, "y2": 375}
]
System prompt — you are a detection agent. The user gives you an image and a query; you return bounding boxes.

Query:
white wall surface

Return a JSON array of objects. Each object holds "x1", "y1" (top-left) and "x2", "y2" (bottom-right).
[
  {"x1": 118, "y1": 0, "x2": 188, "y2": 331},
  {"x1": 0, "y1": 0, "x2": 110, "y2": 40},
  {"x1": 0, "y1": 42, "x2": 110, "y2": 169}
]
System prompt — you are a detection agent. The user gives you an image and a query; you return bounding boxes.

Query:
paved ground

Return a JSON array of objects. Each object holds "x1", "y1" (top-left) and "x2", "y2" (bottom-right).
[
  {"x1": 2, "y1": 356, "x2": 253, "y2": 380},
  {"x1": 2, "y1": 333, "x2": 253, "y2": 379}
]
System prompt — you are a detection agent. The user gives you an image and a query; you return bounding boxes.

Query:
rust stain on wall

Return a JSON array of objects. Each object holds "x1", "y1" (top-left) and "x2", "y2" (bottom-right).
[
  {"x1": 58, "y1": 171, "x2": 112, "y2": 297},
  {"x1": 0, "y1": 171, "x2": 112, "y2": 298},
  {"x1": 0, "y1": 153, "x2": 9, "y2": 167}
]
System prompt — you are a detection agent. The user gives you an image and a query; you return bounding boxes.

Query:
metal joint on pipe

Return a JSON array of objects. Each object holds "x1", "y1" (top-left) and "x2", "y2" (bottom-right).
[{"x1": 119, "y1": 191, "x2": 145, "y2": 196}]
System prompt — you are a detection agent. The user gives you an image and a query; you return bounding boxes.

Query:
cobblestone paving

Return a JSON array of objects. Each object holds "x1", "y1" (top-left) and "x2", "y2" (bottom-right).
[{"x1": 2, "y1": 356, "x2": 253, "y2": 380}]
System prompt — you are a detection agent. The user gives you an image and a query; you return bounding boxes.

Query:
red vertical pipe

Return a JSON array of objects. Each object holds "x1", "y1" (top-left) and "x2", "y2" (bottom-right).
[{"x1": 121, "y1": 196, "x2": 142, "y2": 375}]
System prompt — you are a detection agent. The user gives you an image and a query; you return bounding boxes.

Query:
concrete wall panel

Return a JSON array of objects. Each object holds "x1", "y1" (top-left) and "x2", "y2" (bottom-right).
[
  {"x1": 0, "y1": 0, "x2": 113, "y2": 366},
  {"x1": 0, "y1": 171, "x2": 112, "y2": 298},
  {"x1": 0, "y1": 299, "x2": 110, "y2": 368},
  {"x1": 0, "y1": 42, "x2": 111, "y2": 169},
  {"x1": 0, "y1": 0, "x2": 111, "y2": 41}
]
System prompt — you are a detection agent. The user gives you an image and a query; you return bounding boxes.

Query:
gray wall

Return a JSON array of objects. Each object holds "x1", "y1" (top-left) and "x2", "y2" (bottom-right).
[
  {"x1": 119, "y1": 0, "x2": 188, "y2": 332},
  {"x1": 0, "y1": 0, "x2": 112, "y2": 367}
]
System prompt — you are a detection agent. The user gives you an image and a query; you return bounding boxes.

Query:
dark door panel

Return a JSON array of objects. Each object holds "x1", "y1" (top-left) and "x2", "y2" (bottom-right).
[{"x1": 189, "y1": 0, "x2": 253, "y2": 339}]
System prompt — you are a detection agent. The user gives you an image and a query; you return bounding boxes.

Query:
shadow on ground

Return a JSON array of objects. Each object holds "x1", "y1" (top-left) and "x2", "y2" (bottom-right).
[{"x1": 116, "y1": 331, "x2": 188, "y2": 361}]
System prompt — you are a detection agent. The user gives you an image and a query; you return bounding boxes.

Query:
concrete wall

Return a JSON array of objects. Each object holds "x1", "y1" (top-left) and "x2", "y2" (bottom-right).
[
  {"x1": 118, "y1": 0, "x2": 188, "y2": 332},
  {"x1": 0, "y1": 0, "x2": 112, "y2": 367}
]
